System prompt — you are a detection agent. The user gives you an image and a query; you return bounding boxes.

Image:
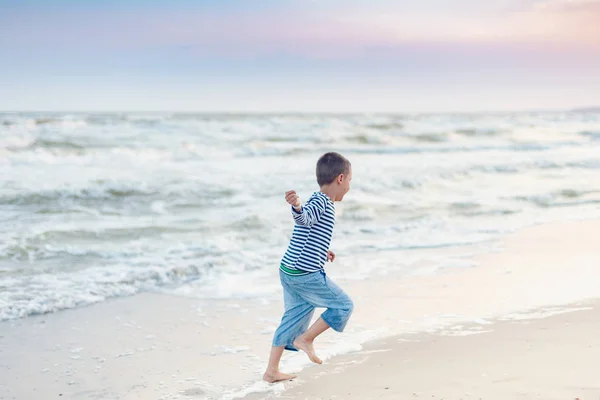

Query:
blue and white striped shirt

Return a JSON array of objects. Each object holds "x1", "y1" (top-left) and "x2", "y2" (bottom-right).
[{"x1": 281, "y1": 191, "x2": 336, "y2": 275}]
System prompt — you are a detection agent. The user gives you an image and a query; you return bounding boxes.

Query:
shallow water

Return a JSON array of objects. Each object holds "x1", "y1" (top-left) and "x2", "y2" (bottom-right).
[{"x1": 1, "y1": 111, "x2": 600, "y2": 321}]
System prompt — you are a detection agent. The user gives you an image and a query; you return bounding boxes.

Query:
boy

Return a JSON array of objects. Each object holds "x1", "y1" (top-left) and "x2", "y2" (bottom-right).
[{"x1": 263, "y1": 152, "x2": 354, "y2": 383}]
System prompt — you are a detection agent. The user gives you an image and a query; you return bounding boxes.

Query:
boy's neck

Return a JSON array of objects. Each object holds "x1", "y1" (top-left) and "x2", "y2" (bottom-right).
[{"x1": 319, "y1": 186, "x2": 336, "y2": 202}]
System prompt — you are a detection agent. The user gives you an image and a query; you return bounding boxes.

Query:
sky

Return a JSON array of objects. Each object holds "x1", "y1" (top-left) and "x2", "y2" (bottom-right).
[{"x1": 1, "y1": 0, "x2": 599, "y2": 112}]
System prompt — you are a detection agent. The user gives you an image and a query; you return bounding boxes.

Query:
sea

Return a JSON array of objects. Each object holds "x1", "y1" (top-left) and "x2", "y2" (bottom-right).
[{"x1": 1, "y1": 111, "x2": 600, "y2": 322}]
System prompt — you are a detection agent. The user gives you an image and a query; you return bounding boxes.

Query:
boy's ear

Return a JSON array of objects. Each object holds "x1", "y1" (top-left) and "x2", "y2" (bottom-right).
[{"x1": 337, "y1": 174, "x2": 344, "y2": 184}]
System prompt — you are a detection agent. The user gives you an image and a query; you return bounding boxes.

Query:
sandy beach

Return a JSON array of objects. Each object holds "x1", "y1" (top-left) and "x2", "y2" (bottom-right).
[
  {"x1": 2, "y1": 219, "x2": 600, "y2": 399},
  {"x1": 249, "y1": 302, "x2": 600, "y2": 400}
]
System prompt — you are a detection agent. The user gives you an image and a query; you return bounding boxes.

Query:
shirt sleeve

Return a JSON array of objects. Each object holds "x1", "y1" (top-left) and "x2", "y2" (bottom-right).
[{"x1": 291, "y1": 195, "x2": 327, "y2": 227}]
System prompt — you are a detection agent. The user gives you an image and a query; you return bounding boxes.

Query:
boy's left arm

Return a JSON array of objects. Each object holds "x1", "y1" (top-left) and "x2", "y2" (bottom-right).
[{"x1": 327, "y1": 250, "x2": 335, "y2": 262}]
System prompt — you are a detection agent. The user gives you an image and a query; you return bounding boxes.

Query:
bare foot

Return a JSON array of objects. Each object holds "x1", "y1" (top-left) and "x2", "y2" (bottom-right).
[
  {"x1": 263, "y1": 370, "x2": 297, "y2": 383},
  {"x1": 293, "y1": 336, "x2": 323, "y2": 364}
]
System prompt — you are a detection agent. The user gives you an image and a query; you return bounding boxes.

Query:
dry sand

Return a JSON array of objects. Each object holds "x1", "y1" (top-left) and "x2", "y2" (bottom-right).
[{"x1": 0, "y1": 292, "x2": 279, "y2": 400}]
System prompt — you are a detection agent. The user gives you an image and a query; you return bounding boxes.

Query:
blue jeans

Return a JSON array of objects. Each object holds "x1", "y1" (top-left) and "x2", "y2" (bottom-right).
[{"x1": 272, "y1": 270, "x2": 354, "y2": 351}]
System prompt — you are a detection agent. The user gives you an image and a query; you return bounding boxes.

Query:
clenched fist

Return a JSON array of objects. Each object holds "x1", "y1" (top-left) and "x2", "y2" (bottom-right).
[{"x1": 285, "y1": 190, "x2": 302, "y2": 209}]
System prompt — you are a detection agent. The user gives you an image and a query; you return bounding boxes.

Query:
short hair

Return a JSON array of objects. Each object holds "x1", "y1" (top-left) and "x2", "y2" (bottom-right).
[{"x1": 316, "y1": 152, "x2": 351, "y2": 186}]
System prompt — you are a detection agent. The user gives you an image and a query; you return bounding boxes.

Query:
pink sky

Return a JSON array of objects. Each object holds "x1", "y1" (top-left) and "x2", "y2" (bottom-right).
[{"x1": 1, "y1": 0, "x2": 599, "y2": 111}]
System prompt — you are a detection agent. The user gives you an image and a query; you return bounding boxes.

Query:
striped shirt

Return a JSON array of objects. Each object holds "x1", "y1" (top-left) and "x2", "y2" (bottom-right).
[{"x1": 280, "y1": 191, "x2": 336, "y2": 275}]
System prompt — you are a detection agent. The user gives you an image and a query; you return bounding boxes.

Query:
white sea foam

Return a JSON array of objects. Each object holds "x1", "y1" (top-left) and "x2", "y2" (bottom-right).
[
  {"x1": 1, "y1": 111, "x2": 600, "y2": 323},
  {"x1": 499, "y1": 307, "x2": 594, "y2": 321}
]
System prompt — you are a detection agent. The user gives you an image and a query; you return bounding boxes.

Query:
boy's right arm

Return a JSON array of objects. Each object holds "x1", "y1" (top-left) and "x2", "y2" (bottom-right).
[{"x1": 285, "y1": 190, "x2": 326, "y2": 227}]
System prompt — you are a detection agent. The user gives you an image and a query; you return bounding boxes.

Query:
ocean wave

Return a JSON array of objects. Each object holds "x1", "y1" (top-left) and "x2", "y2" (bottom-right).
[
  {"x1": 0, "y1": 135, "x2": 36, "y2": 150},
  {"x1": 0, "y1": 242, "x2": 115, "y2": 262},
  {"x1": 579, "y1": 131, "x2": 600, "y2": 140},
  {"x1": 249, "y1": 131, "x2": 494, "y2": 148},
  {"x1": 0, "y1": 237, "x2": 278, "y2": 321},
  {"x1": 1, "y1": 179, "x2": 236, "y2": 208},
  {"x1": 347, "y1": 143, "x2": 554, "y2": 155},
  {"x1": 0, "y1": 261, "x2": 209, "y2": 321},
  {"x1": 449, "y1": 201, "x2": 481, "y2": 210},
  {"x1": 557, "y1": 189, "x2": 589, "y2": 198},
  {"x1": 33, "y1": 118, "x2": 60, "y2": 125},
  {"x1": 459, "y1": 208, "x2": 520, "y2": 217},
  {"x1": 455, "y1": 128, "x2": 504, "y2": 136},
  {"x1": 2, "y1": 111, "x2": 600, "y2": 322},
  {"x1": 0, "y1": 115, "x2": 87, "y2": 132},
  {"x1": 343, "y1": 134, "x2": 375, "y2": 144},
  {"x1": 514, "y1": 189, "x2": 600, "y2": 208},
  {"x1": 403, "y1": 133, "x2": 449, "y2": 142},
  {"x1": 30, "y1": 138, "x2": 85, "y2": 150},
  {"x1": 522, "y1": 159, "x2": 600, "y2": 171},
  {"x1": 365, "y1": 122, "x2": 405, "y2": 130},
  {"x1": 470, "y1": 164, "x2": 520, "y2": 174},
  {"x1": 235, "y1": 142, "x2": 561, "y2": 158},
  {"x1": 447, "y1": 201, "x2": 520, "y2": 216},
  {"x1": 5, "y1": 138, "x2": 121, "y2": 153},
  {"x1": 340, "y1": 204, "x2": 387, "y2": 221},
  {"x1": 1, "y1": 185, "x2": 158, "y2": 206},
  {"x1": 0, "y1": 211, "x2": 269, "y2": 264},
  {"x1": 566, "y1": 159, "x2": 600, "y2": 169},
  {"x1": 5, "y1": 113, "x2": 171, "y2": 127},
  {"x1": 0, "y1": 228, "x2": 187, "y2": 262},
  {"x1": 28, "y1": 118, "x2": 88, "y2": 128},
  {"x1": 84, "y1": 114, "x2": 128, "y2": 125},
  {"x1": 225, "y1": 215, "x2": 267, "y2": 230}
]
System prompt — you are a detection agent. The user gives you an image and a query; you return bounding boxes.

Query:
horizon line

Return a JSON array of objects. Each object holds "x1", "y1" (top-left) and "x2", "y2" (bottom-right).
[{"x1": 1, "y1": 107, "x2": 598, "y2": 115}]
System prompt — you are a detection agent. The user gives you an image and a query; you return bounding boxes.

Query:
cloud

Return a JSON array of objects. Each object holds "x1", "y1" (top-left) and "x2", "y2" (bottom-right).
[
  {"x1": 534, "y1": 0, "x2": 600, "y2": 11},
  {"x1": 1, "y1": 1, "x2": 599, "y2": 62},
  {"x1": 524, "y1": 0, "x2": 600, "y2": 46}
]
